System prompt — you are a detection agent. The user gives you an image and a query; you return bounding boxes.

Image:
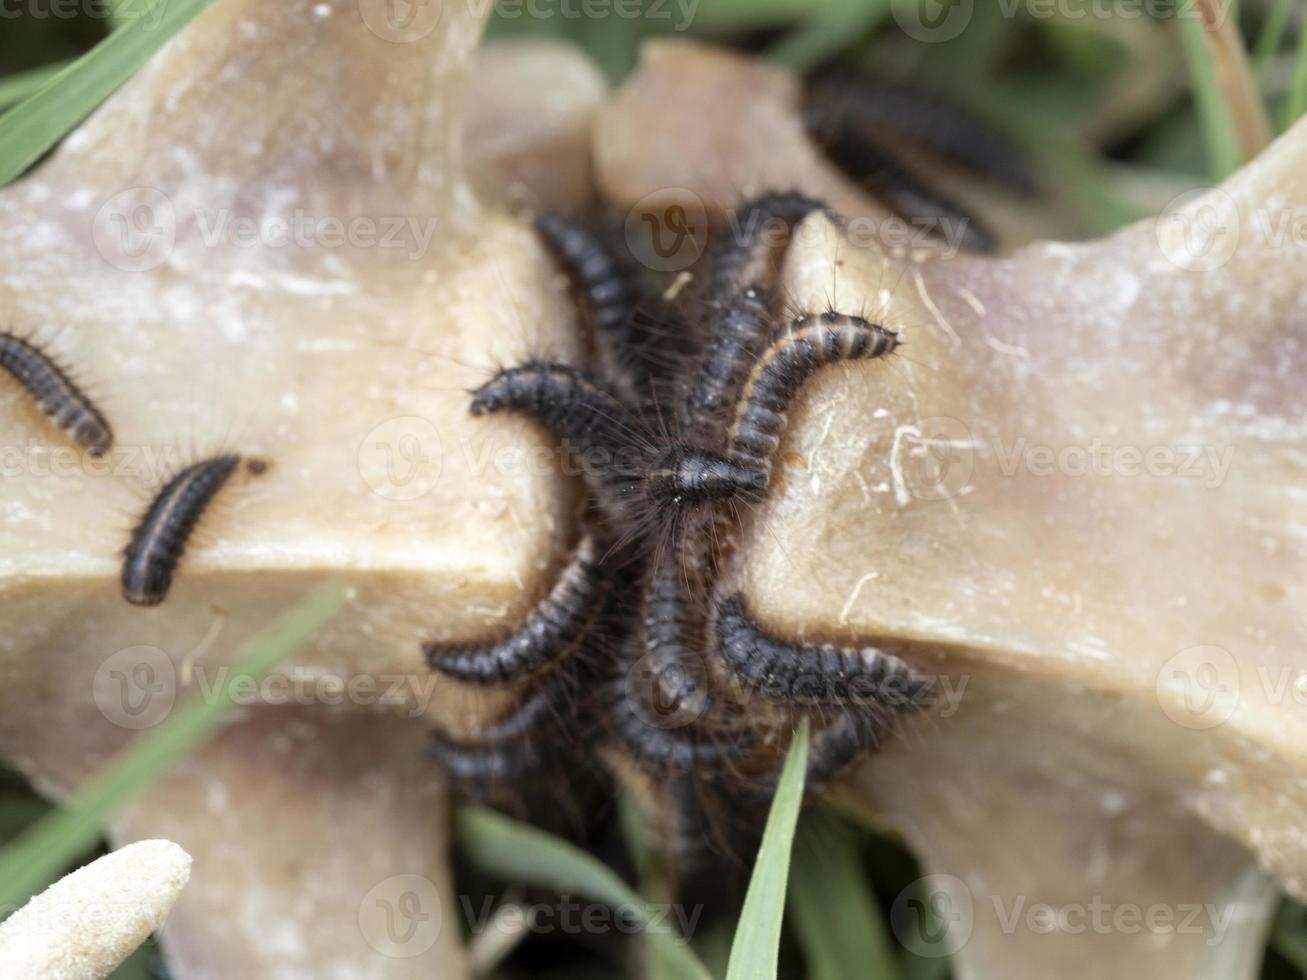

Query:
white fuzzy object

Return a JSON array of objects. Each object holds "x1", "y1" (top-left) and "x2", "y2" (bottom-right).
[{"x1": 0, "y1": 839, "x2": 191, "y2": 979}]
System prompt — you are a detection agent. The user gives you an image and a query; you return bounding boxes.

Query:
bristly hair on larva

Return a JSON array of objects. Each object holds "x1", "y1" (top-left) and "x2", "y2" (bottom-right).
[
  {"x1": 0, "y1": 331, "x2": 114, "y2": 457},
  {"x1": 723, "y1": 311, "x2": 900, "y2": 490},
  {"x1": 121, "y1": 454, "x2": 251, "y2": 607},
  {"x1": 704, "y1": 192, "x2": 827, "y2": 307},
  {"x1": 535, "y1": 211, "x2": 644, "y2": 399},
  {"x1": 802, "y1": 83, "x2": 997, "y2": 255},
  {"x1": 806, "y1": 71, "x2": 1036, "y2": 197},
  {"x1": 424, "y1": 534, "x2": 605, "y2": 684},
  {"x1": 714, "y1": 592, "x2": 933, "y2": 711}
]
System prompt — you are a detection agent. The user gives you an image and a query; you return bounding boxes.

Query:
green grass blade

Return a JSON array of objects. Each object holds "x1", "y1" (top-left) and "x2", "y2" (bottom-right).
[
  {"x1": 1253, "y1": 0, "x2": 1293, "y2": 79},
  {"x1": 788, "y1": 809, "x2": 903, "y2": 980},
  {"x1": 0, "y1": 581, "x2": 344, "y2": 909},
  {"x1": 1273, "y1": 900, "x2": 1307, "y2": 975},
  {"x1": 1178, "y1": 10, "x2": 1244, "y2": 178},
  {"x1": 768, "y1": 1, "x2": 892, "y2": 74},
  {"x1": 0, "y1": 61, "x2": 75, "y2": 112},
  {"x1": 0, "y1": 0, "x2": 216, "y2": 188},
  {"x1": 456, "y1": 805, "x2": 713, "y2": 980},
  {"x1": 692, "y1": 0, "x2": 831, "y2": 30},
  {"x1": 725, "y1": 718, "x2": 810, "y2": 980},
  {"x1": 1285, "y1": 11, "x2": 1307, "y2": 131}
]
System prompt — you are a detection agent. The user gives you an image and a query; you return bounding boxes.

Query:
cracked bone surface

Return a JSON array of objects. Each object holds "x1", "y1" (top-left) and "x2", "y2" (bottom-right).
[
  {"x1": 0, "y1": 1, "x2": 607, "y2": 977},
  {"x1": 595, "y1": 40, "x2": 1306, "y2": 980}
]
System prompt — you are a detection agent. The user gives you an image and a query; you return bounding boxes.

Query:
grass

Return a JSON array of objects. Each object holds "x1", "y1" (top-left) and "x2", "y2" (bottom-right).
[
  {"x1": 0, "y1": 583, "x2": 344, "y2": 911},
  {"x1": 3, "y1": 2, "x2": 1307, "y2": 979}
]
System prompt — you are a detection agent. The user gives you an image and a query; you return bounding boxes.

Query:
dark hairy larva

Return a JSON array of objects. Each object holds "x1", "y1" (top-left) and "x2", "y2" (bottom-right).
[
  {"x1": 470, "y1": 362, "x2": 635, "y2": 457},
  {"x1": 608, "y1": 682, "x2": 751, "y2": 775},
  {"x1": 808, "y1": 72, "x2": 1035, "y2": 196},
  {"x1": 682, "y1": 284, "x2": 772, "y2": 437},
  {"x1": 0, "y1": 332, "x2": 113, "y2": 456},
  {"x1": 802, "y1": 711, "x2": 888, "y2": 790},
  {"x1": 535, "y1": 212, "x2": 643, "y2": 398},
  {"x1": 705, "y1": 193, "x2": 826, "y2": 304},
  {"x1": 469, "y1": 362, "x2": 641, "y2": 519},
  {"x1": 804, "y1": 83, "x2": 996, "y2": 254},
  {"x1": 725, "y1": 312, "x2": 899, "y2": 489},
  {"x1": 443, "y1": 188, "x2": 954, "y2": 870},
  {"x1": 429, "y1": 667, "x2": 577, "y2": 788},
  {"x1": 425, "y1": 535, "x2": 603, "y2": 683},
  {"x1": 644, "y1": 444, "x2": 767, "y2": 509},
  {"x1": 121, "y1": 454, "x2": 243, "y2": 607},
  {"x1": 715, "y1": 592, "x2": 931, "y2": 709}
]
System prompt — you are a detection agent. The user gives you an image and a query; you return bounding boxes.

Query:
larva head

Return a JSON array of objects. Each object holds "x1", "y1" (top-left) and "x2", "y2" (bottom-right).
[
  {"x1": 73, "y1": 417, "x2": 113, "y2": 458},
  {"x1": 645, "y1": 446, "x2": 766, "y2": 509}
]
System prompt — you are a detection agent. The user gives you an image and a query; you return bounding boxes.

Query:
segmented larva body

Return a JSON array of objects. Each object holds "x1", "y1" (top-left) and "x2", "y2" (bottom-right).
[
  {"x1": 608, "y1": 686, "x2": 751, "y2": 774},
  {"x1": 425, "y1": 535, "x2": 601, "y2": 684},
  {"x1": 803, "y1": 712, "x2": 887, "y2": 789},
  {"x1": 803, "y1": 95, "x2": 995, "y2": 254},
  {"x1": 469, "y1": 362, "x2": 639, "y2": 517},
  {"x1": 707, "y1": 192, "x2": 825, "y2": 303},
  {"x1": 0, "y1": 332, "x2": 113, "y2": 456},
  {"x1": 682, "y1": 285, "x2": 772, "y2": 437},
  {"x1": 429, "y1": 668, "x2": 575, "y2": 786},
  {"x1": 429, "y1": 735, "x2": 529, "y2": 787},
  {"x1": 470, "y1": 362, "x2": 634, "y2": 455},
  {"x1": 121, "y1": 455, "x2": 243, "y2": 607},
  {"x1": 644, "y1": 444, "x2": 767, "y2": 509},
  {"x1": 714, "y1": 593, "x2": 931, "y2": 709},
  {"x1": 535, "y1": 212, "x2": 641, "y2": 396},
  {"x1": 726, "y1": 312, "x2": 899, "y2": 488},
  {"x1": 808, "y1": 74, "x2": 1035, "y2": 196}
]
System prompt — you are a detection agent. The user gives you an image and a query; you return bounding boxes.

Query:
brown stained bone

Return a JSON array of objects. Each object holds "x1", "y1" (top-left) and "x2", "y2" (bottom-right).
[
  {"x1": 0, "y1": 3, "x2": 609, "y2": 978},
  {"x1": 595, "y1": 39, "x2": 1307, "y2": 980}
]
